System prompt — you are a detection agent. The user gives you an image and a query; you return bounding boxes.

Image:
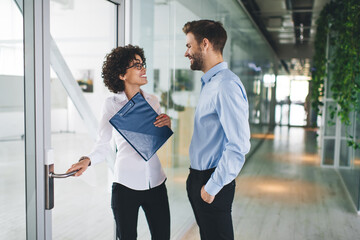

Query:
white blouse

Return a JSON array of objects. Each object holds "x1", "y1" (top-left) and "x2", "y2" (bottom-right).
[{"x1": 87, "y1": 90, "x2": 166, "y2": 190}]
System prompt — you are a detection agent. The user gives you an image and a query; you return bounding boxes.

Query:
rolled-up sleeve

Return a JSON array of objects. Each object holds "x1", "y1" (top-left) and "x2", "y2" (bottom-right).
[{"x1": 204, "y1": 80, "x2": 251, "y2": 196}]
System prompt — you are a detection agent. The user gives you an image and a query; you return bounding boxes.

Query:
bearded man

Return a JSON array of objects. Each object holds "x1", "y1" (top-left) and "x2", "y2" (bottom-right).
[{"x1": 183, "y1": 20, "x2": 251, "y2": 240}]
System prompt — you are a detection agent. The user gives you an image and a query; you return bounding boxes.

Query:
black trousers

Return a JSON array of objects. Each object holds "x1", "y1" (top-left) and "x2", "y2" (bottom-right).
[
  {"x1": 111, "y1": 181, "x2": 170, "y2": 240},
  {"x1": 186, "y1": 168, "x2": 235, "y2": 240}
]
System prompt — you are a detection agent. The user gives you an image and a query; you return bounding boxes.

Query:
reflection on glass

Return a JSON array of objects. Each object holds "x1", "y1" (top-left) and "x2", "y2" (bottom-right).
[
  {"x1": 0, "y1": 0, "x2": 26, "y2": 239},
  {"x1": 357, "y1": 112, "x2": 360, "y2": 140},
  {"x1": 131, "y1": 0, "x2": 278, "y2": 238},
  {"x1": 341, "y1": 111, "x2": 354, "y2": 137},
  {"x1": 339, "y1": 140, "x2": 351, "y2": 167},
  {"x1": 323, "y1": 139, "x2": 335, "y2": 165},
  {"x1": 324, "y1": 101, "x2": 337, "y2": 137},
  {"x1": 355, "y1": 148, "x2": 360, "y2": 169},
  {"x1": 275, "y1": 76, "x2": 310, "y2": 127},
  {"x1": 356, "y1": 113, "x2": 360, "y2": 168},
  {"x1": 50, "y1": 0, "x2": 116, "y2": 239},
  {"x1": 326, "y1": 44, "x2": 336, "y2": 99}
]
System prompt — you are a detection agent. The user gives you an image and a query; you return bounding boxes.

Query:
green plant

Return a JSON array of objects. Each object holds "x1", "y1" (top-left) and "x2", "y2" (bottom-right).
[{"x1": 312, "y1": 0, "x2": 360, "y2": 149}]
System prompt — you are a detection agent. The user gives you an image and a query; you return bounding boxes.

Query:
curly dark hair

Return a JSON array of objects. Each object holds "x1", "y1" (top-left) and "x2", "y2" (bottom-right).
[{"x1": 102, "y1": 45, "x2": 146, "y2": 93}]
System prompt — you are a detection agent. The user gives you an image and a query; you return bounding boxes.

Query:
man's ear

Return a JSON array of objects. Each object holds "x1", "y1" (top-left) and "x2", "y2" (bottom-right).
[{"x1": 201, "y1": 38, "x2": 211, "y2": 51}]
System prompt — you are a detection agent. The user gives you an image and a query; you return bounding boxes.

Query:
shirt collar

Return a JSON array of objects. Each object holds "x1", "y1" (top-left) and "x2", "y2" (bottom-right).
[
  {"x1": 115, "y1": 88, "x2": 150, "y2": 102},
  {"x1": 141, "y1": 89, "x2": 151, "y2": 100},
  {"x1": 201, "y1": 62, "x2": 228, "y2": 85}
]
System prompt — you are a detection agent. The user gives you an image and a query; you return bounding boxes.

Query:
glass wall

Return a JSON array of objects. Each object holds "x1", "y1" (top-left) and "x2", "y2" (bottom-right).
[
  {"x1": 130, "y1": 0, "x2": 278, "y2": 237},
  {"x1": 275, "y1": 76, "x2": 309, "y2": 127},
  {"x1": 338, "y1": 111, "x2": 360, "y2": 211},
  {"x1": 0, "y1": 0, "x2": 26, "y2": 239},
  {"x1": 322, "y1": 36, "x2": 360, "y2": 212},
  {"x1": 321, "y1": 38, "x2": 338, "y2": 167},
  {"x1": 2, "y1": 0, "x2": 279, "y2": 238}
]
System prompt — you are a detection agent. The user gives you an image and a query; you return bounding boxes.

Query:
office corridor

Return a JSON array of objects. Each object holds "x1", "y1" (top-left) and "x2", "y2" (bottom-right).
[
  {"x1": 2, "y1": 126, "x2": 360, "y2": 239},
  {"x1": 182, "y1": 126, "x2": 360, "y2": 240}
]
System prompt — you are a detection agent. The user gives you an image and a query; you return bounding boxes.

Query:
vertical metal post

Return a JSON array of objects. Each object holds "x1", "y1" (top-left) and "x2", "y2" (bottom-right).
[
  {"x1": 334, "y1": 105, "x2": 341, "y2": 167},
  {"x1": 320, "y1": 25, "x2": 331, "y2": 166},
  {"x1": 24, "y1": 0, "x2": 51, "y2": 239},
  {"x1": 269, "y1": 72, "x2": 277, "y2": 129}
]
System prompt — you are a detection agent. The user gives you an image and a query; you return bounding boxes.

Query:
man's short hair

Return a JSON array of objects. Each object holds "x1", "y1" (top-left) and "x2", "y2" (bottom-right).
[{"x1": 182, "y1": 20, "x2": 227, "y2": 54}]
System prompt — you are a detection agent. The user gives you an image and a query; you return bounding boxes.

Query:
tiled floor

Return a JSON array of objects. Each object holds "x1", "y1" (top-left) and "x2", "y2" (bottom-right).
[{"x1": 2, "y1": 126, "x2": 360, "y2": 239}]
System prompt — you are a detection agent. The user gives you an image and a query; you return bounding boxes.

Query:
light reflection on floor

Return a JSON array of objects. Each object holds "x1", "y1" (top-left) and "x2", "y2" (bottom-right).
[
  {"x1": 267, "y1": 153, "x2": 320, "y2": 165},
  {"x1": 236, "y1": 176, "x2": 328, "y2": 205},
  {"x1": 353, "y1": 158, "x2": 360, "y2": 166},
  {"x1": 251, "y1": 133, "x2": 275, "y2": 140}
]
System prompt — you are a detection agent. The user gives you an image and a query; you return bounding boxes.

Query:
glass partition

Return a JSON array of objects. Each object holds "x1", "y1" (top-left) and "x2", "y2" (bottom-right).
[
  {"x1": 323, "y1": 139, "x2": 335, "y2": 165},
  {"x1": 322, "y1": 34, "x2": 360, "y2": 211},
  {"x1": 130, "y1": 0, "x2": 278, "y2": 238},
  {"x1": 50, "y1": 0, "x2": 117, "y2": 238},
  {"x1": 324, "y1": 101, "x2": 337, "y2": 137},
  {"x1": 0, "y1": 0, "x2": 26, "y2": 239}
]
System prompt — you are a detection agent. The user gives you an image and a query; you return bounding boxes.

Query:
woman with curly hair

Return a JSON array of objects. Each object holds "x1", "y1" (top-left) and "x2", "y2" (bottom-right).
[{"x1": 66, "y1": 45, "x2": 171, "y2": 240}]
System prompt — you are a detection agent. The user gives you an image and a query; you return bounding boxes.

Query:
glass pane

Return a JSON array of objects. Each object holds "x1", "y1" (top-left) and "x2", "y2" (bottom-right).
[
  {"x1": 339, "y1": 139, "x2": 351, "y2": 167},
  {"x1": 356, "y1": 111, "x2": 360, "y2": 143},
  {"x1": 275, "y1": 76, "x2": 291, "y2": 125},
  {"x1": 289, "y1": 104, "x2": 306, "y2": 126},
  {"x1": 341, "y1": 111, "x2": 354, "y2": 137},
  {"x1": 0, "y1": 0, "x2": 26, "y2": 239},
  {"x1": 289, "y1": 80, "x2": 308, "y2": 126},
  {"x1": 324, "y1": 101, "x2": 336, "y2": 137},
  {"x1": 325, "y1": 43, "x2": 336, "y2": 99},
  {"x1": 323, "y1": 139, "x2": 335, "y2": 165},
  {"x1": 131, "y1": 0, "x2": 278, "y2": 238},
  {"x1": 353, "y1": 113, "x2": 360, "y2": 168},
  {"x1": 50, "y1": 0, "x2": 116, "y2": 239},
  {"x1": 355, "y1": 147, "x2": 360, "y2": 169},
  {"x1": 325, "y1": 68, "x2": 334, "y2": 99}
]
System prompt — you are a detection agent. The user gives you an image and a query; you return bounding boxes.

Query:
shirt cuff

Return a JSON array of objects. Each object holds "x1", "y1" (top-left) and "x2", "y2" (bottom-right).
[
  {"x1": 86, "y1": 152, "x2": 100, "y2": 166},
  {"x1": 204, "y1": 179, "x2": 222, "y2": 196}
]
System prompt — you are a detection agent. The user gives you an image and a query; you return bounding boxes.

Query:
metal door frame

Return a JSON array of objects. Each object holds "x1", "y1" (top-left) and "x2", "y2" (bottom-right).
[{"x1": 22, "y1": 0, "x2": 130, "y2": 239}]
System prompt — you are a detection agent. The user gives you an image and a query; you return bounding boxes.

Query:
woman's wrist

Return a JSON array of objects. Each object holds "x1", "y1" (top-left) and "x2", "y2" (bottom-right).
[{"x1": 79, "y1": 156, "x2": 91, "y2": 166}]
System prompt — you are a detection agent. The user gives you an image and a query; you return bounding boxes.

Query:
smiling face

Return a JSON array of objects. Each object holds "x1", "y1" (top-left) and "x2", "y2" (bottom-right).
[
  {"x1": 122, "y1": 54, "x2": 147, "y2": 89},
  {"x1": 184, "y1": 32, "x2": 204, "y2": 71}
]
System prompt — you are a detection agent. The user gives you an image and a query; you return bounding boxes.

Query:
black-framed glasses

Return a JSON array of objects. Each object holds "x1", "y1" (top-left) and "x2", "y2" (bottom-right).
[{"x1": 126, "y1": 62, "x2": 146, "y2": 70}]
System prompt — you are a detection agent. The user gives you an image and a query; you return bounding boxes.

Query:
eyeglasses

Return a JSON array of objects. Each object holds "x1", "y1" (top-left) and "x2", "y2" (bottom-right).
[{"x1": 126, "y1": 62, "x2": 146, "y2": 70}]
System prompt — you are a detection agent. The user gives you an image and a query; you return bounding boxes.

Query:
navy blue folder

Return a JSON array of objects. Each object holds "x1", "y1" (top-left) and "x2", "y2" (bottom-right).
[{"x1": 109, "y1": 92, "x2": 173, "y2": 161}]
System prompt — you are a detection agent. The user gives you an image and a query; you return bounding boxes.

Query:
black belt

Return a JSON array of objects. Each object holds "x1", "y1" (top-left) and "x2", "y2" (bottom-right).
[{"x1": 189, "y1": 167, "x2": 216, "y2": 178}]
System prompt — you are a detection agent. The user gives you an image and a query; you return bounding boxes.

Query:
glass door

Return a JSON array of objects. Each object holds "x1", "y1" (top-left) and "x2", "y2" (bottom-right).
[
  {"x1": 0, "y1": 0, "x2": 26, "y2": 239},
  {"x1": 4, "y1": 0, "x2": 122, "y2": 239},
  {"x1": 49, "y1": 0, "x2": 120, "y2": 239}
]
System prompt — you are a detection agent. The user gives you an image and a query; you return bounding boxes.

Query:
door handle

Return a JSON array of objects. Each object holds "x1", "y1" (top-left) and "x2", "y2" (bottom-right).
[
  {"x1": 45, "y1": 164, "x2": 78, "y2": 210},
  {"x1": 50, "y1": 170, "x2": 78, "y2": 178}
]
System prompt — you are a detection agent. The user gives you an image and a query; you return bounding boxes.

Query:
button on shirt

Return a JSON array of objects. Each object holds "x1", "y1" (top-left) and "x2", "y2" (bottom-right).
[
  {"x1": 189, "y1": 62, "x2": 251, "y2": 196},
  {"x1": 88, "y1": 90, "x2": 166, "y2": 190}
]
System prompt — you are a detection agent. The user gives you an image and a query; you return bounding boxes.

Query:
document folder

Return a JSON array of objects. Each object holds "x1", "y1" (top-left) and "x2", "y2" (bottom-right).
[{"x1": 109, "y1": 92, "x2": 173, "y2": 161}]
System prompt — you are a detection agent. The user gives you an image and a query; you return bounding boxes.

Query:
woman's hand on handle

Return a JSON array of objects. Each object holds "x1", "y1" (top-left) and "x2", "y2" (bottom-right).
[
  {"x1": 154, "y1": 114, "x2": 171, "y2": 128},
  {"x1": 66, "y1": 157, "x2": 91, "y2": 177}
]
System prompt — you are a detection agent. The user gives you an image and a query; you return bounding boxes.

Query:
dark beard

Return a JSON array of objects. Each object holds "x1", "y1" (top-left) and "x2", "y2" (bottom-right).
[{"x1": 190, "y1": 52, "x2": 204, "y2": 71}]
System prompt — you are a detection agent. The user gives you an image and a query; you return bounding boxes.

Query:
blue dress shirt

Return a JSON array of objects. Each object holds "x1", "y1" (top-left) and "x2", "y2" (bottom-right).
[{"x1": 189, "y1": 62, "x2": 251, "y2": 196}]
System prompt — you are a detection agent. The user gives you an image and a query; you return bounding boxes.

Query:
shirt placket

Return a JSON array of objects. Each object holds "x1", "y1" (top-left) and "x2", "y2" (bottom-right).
[
  {"x1": 200, "y1": 79, "x2": 205, "y2": 93},
  {"x1": 145, "y1": 161, "x2": 150, "y2": 189}
]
